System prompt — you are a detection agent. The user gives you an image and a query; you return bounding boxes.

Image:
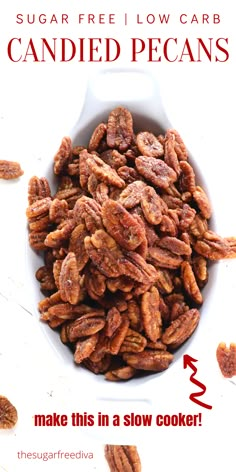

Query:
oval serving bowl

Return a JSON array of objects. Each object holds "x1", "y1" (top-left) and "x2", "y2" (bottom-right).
[{"x1": 26, "y1": 68, "x2": 218, "y2": 403}]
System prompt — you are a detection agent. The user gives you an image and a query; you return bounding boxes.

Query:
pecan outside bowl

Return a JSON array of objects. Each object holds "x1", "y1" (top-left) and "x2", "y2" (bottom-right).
[{"x1": 25, "y1": 69, "x2": 218, "y2": 399}]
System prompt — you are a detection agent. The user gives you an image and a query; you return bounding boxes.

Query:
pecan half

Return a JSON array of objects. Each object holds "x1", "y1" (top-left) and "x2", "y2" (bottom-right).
[
  {"x1": 107, "y1": 107, "x2": 133, "y2": 152},
  {"x1": 0, "y1": 160, "x2": 23, "y2": 180},
  {"x1": 104, "y1": 445, "x2": 141, "y2": 472},
  {"x1": 54, "y1": 136, "x2": 72, "y2": 175},
  {"x1": 141, "y1": 287, "x2": 162, "y2": 342},
  {"x1": 59, "y1": 252, "x2": 80, "y2": 304},
  {"x1": 123, "y1": 349, "x2": 173, "y2": 371},
  {"x1": 136, "y1": 156, "x2": 177, "y2": 189},
  {"x1": 162, "y1": 309, "x2": 200, "y2": 349},
  {"x1": 0, "y1": 396, "x2": 18, "y2": 429},
  {"x1": 102, "y1": 199, "x2": 146, "y2": 251},
  {"x1": 216, "y1": 342, "x2": 236, "y2": 378},
  {"x1": 136, "y1": 131, "x2": 164, "y2": 157}
]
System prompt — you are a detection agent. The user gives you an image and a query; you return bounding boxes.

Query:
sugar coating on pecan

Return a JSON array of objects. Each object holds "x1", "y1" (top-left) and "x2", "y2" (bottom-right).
[{"x1": 26, "y1": 106, "x2": 236, "y2": 381}]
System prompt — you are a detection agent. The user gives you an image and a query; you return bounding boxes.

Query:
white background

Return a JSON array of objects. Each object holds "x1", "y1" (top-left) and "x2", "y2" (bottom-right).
[{"x1": 0, "y1": 0, "x2": 236, "y2": 470}]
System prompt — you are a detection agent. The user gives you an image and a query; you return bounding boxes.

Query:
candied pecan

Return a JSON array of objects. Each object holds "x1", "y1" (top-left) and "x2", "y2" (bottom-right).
[
  {"x1": 44, "y1": 303, "x2": 104, "y2": 323},
  {"x1": 136, "y1": 156, "x2": 177, "y2": 189},
  {"x1": 106, "y1": 276, "x2": 134, "y2": 293},
  {"x1": 158, "y1": 236, "x2": 191, "y2": 256},
  {"x1": 102, "y1": 199, "x2": 146, "y2": 251},
  {"x1": 141, "y1": 287, "x2": 162, "y2": 342},
  {"x1": 84, "y1": 230, "x2": 123, "y2": 278},
  {"x1": 28, "y1": 176, "x2": 51, "y2": 204},
  {"x1": 87, "y1": 173, "x2": 98, "y2": 197},
  {"x1": 104, "y1": 445, "x2": 141, "y2": 472},
  {"x1": 106, "y1": 106, "x2": 133, "y2": 152},
  {"x1": 88, "y1": 123, "x2": 107, "y2": 152},
  {"x1": 66, "y1": 312, "x2": 106, "y2": 342},
  {"x1": 136, "y1": 131, "x2": 164, "y2": 157},
  {"x1": 59, "y1": 252, "x2": 80, "y2": 305},
  {"x1": 53, "y1": 259, "x2": 63, "y2": 289},
  {"x1": 119, "y1": 328, "x2": 147, "y2": 353},
  {"x1": 101, "y1": 149, "x2": 127, "y2": 169},
  {"x1": 168, "y1": 129, "x2": 188, "y2": 160},
  {"x1": 140, "y1": 186, "x2": 163, "y2": 225},
  {"x1": 122, "y1": 251, "x2": 158, "y2": 284},
  {"x1": 193, "y1": 186, "x2": 212, "y2": 219},
  {"x1": 89, "y1": 332, "x2": 110, "y2": 362},
  {"x1": 26, "y1": 197, "x2": 51, "y2": 221},
  {"x1": 83, "y1": 355, "x2": 112, "y2": 374},
  {"x1": 95, "y1": 182, "x2": 109, "y2": 204},
  {"x1": 118, "y1": 181, "x2": 146, "y2": 209},
  {"x1": 164, "y1": 131, "x2": 180, "y2": 175},
  {"x1": 179, "y1": 204, "x2": 196, "y2": 232},
  {"x1": 194, "y1": 231, "x2": 236, "y2": 260},
  {"x1": 189, "y1": 214, "x2": 208, "y2": 238},
  {"x1": 160, "y1": 194, "x2": 183, "y2": 210},
  {"x1": 155, "y1": 268, "x2": 174, "y2": 294},
  {"x1": 0, "y1": 396, "x2": 18, "y2": 429},
  {"x1": 0, "y1": 160, "x2": 23, "y2": 180},
  {"x1": 170, "y1": 300, "x2": 189, "y2": 321},
  {"x1": 162, "y1": 309, "x2": 200, "y2": 349},
  {"x1": 45, "y1": 219, "x2": 75, "y2": 248},
  {"x1": 54, "y1": 187, "x2": 83, "y2": 208},
  {"x1": 125, "y1": 299, "x2": 142, "y2": 332},
  {"x1": 148, "y1": 246, "x2": 182, "y2": 270},
  {"x1": 49, "y1": 198, "x2": 68, "y2": 223},
  {"x1": 74, "y1": 333, "x2": 99, "y2": 364},
  {"x1": 86, "y1": 152, "x2": 125, "y2": 188},
  {"x1": 38, "y1": 291, "x2": 62, "y2": 315},
  {"x1": 84, "y1": 264, "x2": 106, "y2": 300},
  {"x1": 109, "y1": 315, "x2": 130, "y2": 355},
  {"x1": 179, "y1": 161, "x2": 196, "y2": 193},
  {"x1": 73, "y1": 196, "x2": 103, "y2": 233},
  {"x1": 181, "y1": 261, "x2": 203, "y2": 305},
  {"x1": 79, "y1": 149, "x2": 90, "y2": 189},
  {"x1": 105, "y1": 308, "x2": 122, "y2": 337},
  {"x1": 35, "y1": 265, "x2": 56, "y2": 292},
  {"x1": 192, "y1": 255, "x2": 208, "y2": 285},
  {"x1": 123, "y1": 349, "x2": 173, "y2": 371},
  {"x1": 159, "y1": 211, "x2": 179, "y2": 237},
  {"x1": 117, "y1": 166, "x2": 140, "y2": 184},
  {"x1": 68, "y1": 223, "x2": 89, "y2": 271},
  {"x1": 67, "y1": 159, "x2": 80, "y2": 176},
  {"x1": 54, "y1": 136, "x2": 72, "y2": 175},
  {"x1": 105, "y1": 366, "x2": 136, "y2": 381},
  {"x1": 216, "y1": 342, "x2": 236, "y2": 378},
  {"x1": 29, "y1": 230, "x2": 48, "y2": 250}
]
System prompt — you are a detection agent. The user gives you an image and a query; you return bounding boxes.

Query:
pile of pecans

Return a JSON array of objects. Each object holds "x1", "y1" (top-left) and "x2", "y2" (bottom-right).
[{"x1": 26, "y1": 106, "x2": 236, "y2": 381}]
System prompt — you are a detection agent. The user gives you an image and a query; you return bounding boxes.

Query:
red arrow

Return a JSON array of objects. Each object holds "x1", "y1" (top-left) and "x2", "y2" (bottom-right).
[{"x1": 183, "y1": 354, "x2": 212, "y2": 410}]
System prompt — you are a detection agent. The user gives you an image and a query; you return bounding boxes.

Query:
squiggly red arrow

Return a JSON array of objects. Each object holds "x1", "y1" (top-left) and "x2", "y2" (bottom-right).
[{"x1": 183, "y1": 354, "x2": 212, "y2": 410}]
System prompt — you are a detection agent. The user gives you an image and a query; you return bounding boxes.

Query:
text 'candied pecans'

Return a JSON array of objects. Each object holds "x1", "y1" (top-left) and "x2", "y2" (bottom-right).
[{"x1": 26, "y1": 106, "x2": 236, "y2": 381}]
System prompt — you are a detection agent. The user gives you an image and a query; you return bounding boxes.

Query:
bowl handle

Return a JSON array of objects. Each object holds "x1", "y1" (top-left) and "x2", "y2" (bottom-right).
[{"x1": 70, "y1": 67, "x2": 171, "y2": 140}]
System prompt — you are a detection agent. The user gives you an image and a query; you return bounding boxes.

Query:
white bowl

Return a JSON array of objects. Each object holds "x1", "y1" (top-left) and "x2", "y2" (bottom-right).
[{"x1": 26, "y1": 68, "x2": 218, "y2": 405}]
